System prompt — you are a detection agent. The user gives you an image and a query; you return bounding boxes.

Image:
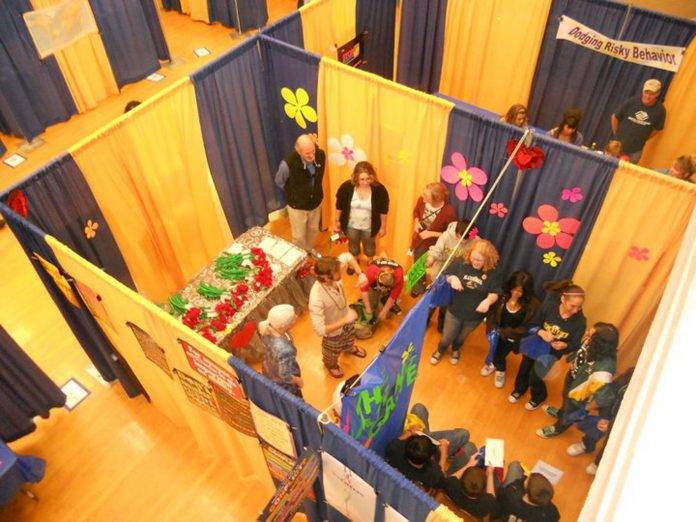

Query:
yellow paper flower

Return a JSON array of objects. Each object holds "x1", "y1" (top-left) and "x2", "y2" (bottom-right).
[
  {"x1": 84, "y1": 219, "x2": 99, "y2": 239},
  {"x1": 542, "y1": 252, "x2": 562, "y2": 268},
  {"x1": 281, "y1": 87, "x2": 317, "y2": 129}
]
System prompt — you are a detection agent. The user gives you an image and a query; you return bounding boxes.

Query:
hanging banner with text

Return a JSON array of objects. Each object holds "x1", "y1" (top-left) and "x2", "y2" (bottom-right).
[
  {"x1": 24, "y1": 0, "x2": 99, "y2": 59},
  {"x1": 556, "y1": 15, "x2": 685, "y2": 73},
  {"x1": 340, "y1": 290, "x2": 432, "y2": 455}
]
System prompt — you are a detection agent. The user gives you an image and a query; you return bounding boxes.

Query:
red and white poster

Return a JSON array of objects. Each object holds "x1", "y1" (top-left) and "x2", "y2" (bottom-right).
[{"x1": 178, "y1": 339, "x2": 243, "y2": 398}]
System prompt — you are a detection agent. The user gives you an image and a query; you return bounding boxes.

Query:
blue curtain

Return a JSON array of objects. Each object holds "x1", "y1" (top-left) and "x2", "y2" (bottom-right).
[
  {"x1": 191, "y1": 38, "x2": 281, "y2": 235},
  {"x1": 139, "y1": 0, "x2": 171, "y2": 61},
  {"x1": 209, "y1": 0, "x2": 269, "y2": 32},
  {"x1": 0, "y1": 0, "x2": 76, "y2": 140},
  {"x1": 0, "y1": 326, "x2": 65, "y2": 443},
  {"x1": 260, "y1": 11, "x2": 304, "y2": 48},
  {"x1": 89, "y1": 0, "x2": 162, "y2": 87},
  {"x1": 528, "y1": 0, "x2": 696, "y2": 148},
  {"x1": 0, "y1": 206, "x2": 145, "y2": 399},
  {"x1": 228, "y1": 356, "x2": 324, "y2": 522},
  {"x1": 260, "y1": 36, "x2": 320, "y2": 170},
  {"x1": 396, "y1": 0, "x2": 448, "y2": 93},
  {"x1": 161, "y1": 0, "x2": 181, "y2": 10},
  {"x1": 356, "y1": 0, "x2": 396, "y2": 80},
  {"x1": 4, "y1": 154, "x2": 136, "y2": 290},
  {"x1": 0, "y1": 138, "x2": 5, "y2": 156}
]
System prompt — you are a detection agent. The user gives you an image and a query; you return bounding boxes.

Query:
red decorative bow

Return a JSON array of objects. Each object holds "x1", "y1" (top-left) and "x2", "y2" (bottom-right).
[{"x1": 506, "y1": 140, "x2": 545, "y2": 170}]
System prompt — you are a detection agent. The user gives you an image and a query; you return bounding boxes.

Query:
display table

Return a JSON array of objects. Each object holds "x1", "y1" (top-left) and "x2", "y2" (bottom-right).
[
  {"x1": 168, "y1": 227, "x2": 314, "y2": 361},
  {"x1": 0, "y1": 442, "x2": 45, "y2": 507}
]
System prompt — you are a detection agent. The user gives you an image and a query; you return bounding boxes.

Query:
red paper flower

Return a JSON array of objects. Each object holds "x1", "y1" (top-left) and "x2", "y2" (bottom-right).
[
  {"x1": 7, "y1": 190, "x2": 28, "y2": 218},
  {"x1": 628, "y1": 246, "x2": 650, "y2": 261},
  {"x1": 522, "y1": 204, "x2": 580, "y2": 250},
  {"x1": 489, "y1": 202, "x2": 508, "y2": 218},
  {"x1": 507, "y1": 140, "x2": 545, "y2": 170}
]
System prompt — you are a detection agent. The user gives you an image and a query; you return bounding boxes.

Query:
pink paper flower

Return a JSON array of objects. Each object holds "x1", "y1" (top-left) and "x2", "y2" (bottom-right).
[
  {"x1": 468, "y1": 226, "x2": 479, "y2": 239},
  {"x1": 628, "y1": 246, "x2": 650, "y2": 261},
  {"x1": 561, "y1": 187, "x2": 583, "y2": 203},
  {"x1": 522, "y1": 204, "x2": 580, "y2": 250},
  {"x1": 441, "y1": 153, "x2": 488, "y2": 202},
  {"x1": 489, "y1": 202, "x2": 508, "y2": 217}
]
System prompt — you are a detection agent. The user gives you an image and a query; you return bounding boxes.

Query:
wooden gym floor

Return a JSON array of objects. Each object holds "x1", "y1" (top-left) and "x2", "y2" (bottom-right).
[{"x1": 1, "y1": 2, "x2": 597, "y2": 520}]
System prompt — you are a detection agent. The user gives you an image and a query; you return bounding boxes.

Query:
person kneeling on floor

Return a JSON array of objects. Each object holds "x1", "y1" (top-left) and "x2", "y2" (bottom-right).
[{"x1": 359, "y1": 257, "x2": 404, "y2": 324}]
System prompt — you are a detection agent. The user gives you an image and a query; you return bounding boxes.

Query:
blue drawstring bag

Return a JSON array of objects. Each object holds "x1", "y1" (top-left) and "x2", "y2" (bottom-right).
[
  {"x1": 428, "y1": 274, "x2": 452, "y2": 308},
  {"x1": 484, "y1": 328, "x2": 500, "y2": 366},
  {"x1": 519, "y1": 328, "x2": 551, "y2": 360}
]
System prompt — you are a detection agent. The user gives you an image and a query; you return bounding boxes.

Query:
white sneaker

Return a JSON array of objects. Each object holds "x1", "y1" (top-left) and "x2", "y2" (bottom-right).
[
  {"x1": 586, "y1": 463, "x2": 598, "y2": 475},
  {"x1": 567, "y1": 442, "x2": 587, "y2": 456},
  {"x1": 430, "y1": 351, "x2": 442, "y2": 365},
  {"x1": 450, "y1": 351, "x2": 460, "y2": 365},
  {"x1": 494, "y1": 371, "x2": 505, "y2": 388},
  {"x1": 480, "y1": 363, "x2": 495, "y2": 377},
  {"x1": 508, "y1": 392, "x2": 521, "y2": 403}
]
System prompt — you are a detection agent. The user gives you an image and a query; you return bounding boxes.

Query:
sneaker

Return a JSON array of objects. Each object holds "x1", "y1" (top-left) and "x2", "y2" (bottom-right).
[
  {"x1": 450, "y1": 350, "x2": 460, "y2": 365},
  {"x1": 346, "y1": 266, "x2": 355, "y2": 275},
  {"x1": 391, "y1": 303, "x2": 402, "y2": 315},
  {"x1": 567, "y1": 442, "x2": 587, "y2": 456},
  {"x1": 525, "y1": 399, "x2": 544, "y2": 411},
  {"x1": 494, "y1": 371, "x2": 505, "y2": 388},
  {"x1": 430, "y1": 351, "x2": 442, "y2": 365},
  {"x1": 586, "y1": 463, "x2": 598, "y2": 475},
  {"x1": 536, "y1": 425, "x2": 560, "y2": 438},
  {"x1": 508, "y1": 391, "x2": 521, "y2": 404},
  {"x1": 480, "y1": 363, "x2": 495, "y2": 377},
  {"x1": 543, "y1": 405, "x2": 560, "y2": 418}
]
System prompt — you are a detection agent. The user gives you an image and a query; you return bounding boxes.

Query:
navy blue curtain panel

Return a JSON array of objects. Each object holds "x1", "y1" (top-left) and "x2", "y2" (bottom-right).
[
  {"x1": 0, "y1": 326, "x2": 66, "y2": 443},
  {"x1": 396, "y1": 0, "x2": 448, "y2": 93},
  {"x1": 492, "y1": 136, "x2": 615, "y2": 296},
  {"x1": 4, "y1": 154, "x2": 136, "y2": 291},
  {"x1": 0, "y1": 138, "x2": 5, "y2": 156},
  {"x1": 440, "y1": 105, "x2": 526, "y2": 237},
  {"x1": 139, "y1": 0, "x2": 171, "y2": 61},
  {"x1": 161, "y1": 0, "x2": 181, "y2": 10},
  {"x1": 0, "y1": 206, "x2": 145, "y2": 399},
  {"x1": 260, "y1": 11, "x2": 304, "y2": 48},
  {"x1": 260, "y1": 36, "x2": 320, "y2": 173},
  {"x1": 89, "y1": 0, "x2": 161, "y2": 87},
  {"x1": 356, "y1": 0, "x2": 396, "y2": 80},
  {"x1": 322, "y1": 425, "x2": 438, "y2": 522},
  {"x1": 228, "y1": 356, "x2": 324, "y2": 521},
  {"x1": 528, "y1": 0, "x2": 696, "y2": 149},
  {"x1": 209, "y1": 0, "x2": 269, "y2": 32},
  {"x1": 191, "y1": 38, "x2": 281, "y2": 235},
  {"x1": 0, "y1": 0, "x2": 76, "y2": 141}
]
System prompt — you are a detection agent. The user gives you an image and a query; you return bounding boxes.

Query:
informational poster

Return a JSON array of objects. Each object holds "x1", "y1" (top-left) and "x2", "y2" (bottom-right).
[
  {"x1": 261, "y1": 442, "x2": 296, "y2": 482},
  {"x1": 127, "y1": 322, "x2": 172, "y2": 378},
  {"x1": 179, "y1": 340, "x2": 243, "y2": 397},
  {"x1": 174, "y1": 369, "x2": 220, "y2": 417},
  {"x1": 532, "y1": 460, "x2": 564, "y2": 485},
  {"x1": 405, "y1": 252, "x2": 428, "y2": 291},
  {"x1": 249, "y1": 401, "x2": 296, "y2": 458},
  {"x1": 23, "y1": 0, "x2": 98, "y2": 58},
  {"x1": 210, "y1": 382, "x2": 256, "y2": 437},
  {"x1": 384, "y1": 503, "x2": 409, "y2": 522},
  {"x1": 259, "y1": 449, "x2": 320, "y2": 522},
  {"x1": 321, "y1": 451, "x2": 376, "y2": 522}
]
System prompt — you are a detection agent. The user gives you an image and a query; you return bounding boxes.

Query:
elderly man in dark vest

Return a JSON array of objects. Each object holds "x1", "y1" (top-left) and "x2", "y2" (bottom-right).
[{"x1": 275, "y1": 134, "x2": 326, "y2": 250}]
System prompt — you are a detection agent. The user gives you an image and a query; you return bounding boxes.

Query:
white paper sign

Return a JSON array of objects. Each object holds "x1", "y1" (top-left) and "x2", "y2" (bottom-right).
[
  {"x1": 146, "y1": 72, "x2": 165, "y2": 82},
  {"x1": 249, "y1": 400, "x2": 296, "y2": 457},
  {"x1": 532, "y1": 460, "x2": 564, "y2": 485},
  {"x1": 485, "y1": 438, "x2": 505, "y2": 468},
  {"x1": 194, "y1": 47, "x2": 211, "y2": 57},
  {"x1": 3, "y1": 153, "x2": 26, "y2": 168},
  {"x1": 384, "y1": 503, "x2": 409, "y2": 522},
  {"x1": 61, "y1": 378, "x2": 90, "y2": 411},
  {"x1": 321, "y1": 452, "x2": 376, "y2": 522},
  {"x1": 23, "y1": 0, "x2": 98, "y2": 58}
]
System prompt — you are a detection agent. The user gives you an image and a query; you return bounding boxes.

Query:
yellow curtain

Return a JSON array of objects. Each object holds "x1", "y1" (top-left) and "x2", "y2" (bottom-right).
[
  {"x1": 438, "y1": 0, "x2": 551, "y2": 114},
  {"x1": 47, "y1": 236, "x2": 272, "y2": 473},
  {"x1": 300, "y1": 0, "x2": 356, "y2": 57},
  {"x1": 317, "y1": 58, "x2": 453, "y2": 267},
  {"x1": 70, "y1": 78, "x2": 233, "y2": 303},
  {"x1": 30, "y1": 0, "x2": 118, "y2": 113},
  {"x1": 179, "y1": 0, "x2": 210, "y2": 22},
  {"x1": 573, "y1": 163, "x2": 696, "y2": 370},
  {"x1": 640, "y1": 39, "x2": 696, "y2": 169}
]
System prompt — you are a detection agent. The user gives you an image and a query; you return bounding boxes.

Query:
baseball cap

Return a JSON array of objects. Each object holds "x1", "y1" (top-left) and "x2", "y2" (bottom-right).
[{"x1": 643, "y1": 79, "x2": 662, "y2": 93}]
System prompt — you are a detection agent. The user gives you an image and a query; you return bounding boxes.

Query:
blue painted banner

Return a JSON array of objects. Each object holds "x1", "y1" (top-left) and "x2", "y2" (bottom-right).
[{"x1": 341, "y1": 290, "x2": 433, "y2": 455}]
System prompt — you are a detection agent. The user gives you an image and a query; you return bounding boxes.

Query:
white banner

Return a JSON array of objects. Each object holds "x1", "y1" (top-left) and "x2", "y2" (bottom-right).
[
  {"x1": 23, "y1": 0, "x2": 98, "y2": 59},
  {"x1": 556, "y1": 15, "x2": 685, "y2": 73}
]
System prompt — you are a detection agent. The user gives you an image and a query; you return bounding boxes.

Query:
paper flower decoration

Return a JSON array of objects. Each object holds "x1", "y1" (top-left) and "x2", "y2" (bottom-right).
[
  {"x1": 522, "y1": 204, "x2": 580, "y2": 250},
  {"x1": 328, "y1": 134, "x2": 367, "y2": 169},
  {"x1": 84, "y1": 219, "x2": 99, "y2": 239},
  {"x1": 561, "y1": 187, "x2": 583, "y2": 203},
  {"x1": 468, "y1": 226, "x2": 479, "y2": 239},
  {"x1": 385, "y1": 149, "x2": 412, "y2": 166},
  {"x1": 489, "y1": 202, "x2": 508, "y2": 217},
  {"x1": 7, "y1": 189, "x2": 28, "y2": 218},
  {"x1": 281, "y1": 87, "x2": 317, "y2": 129},
  {"x1": 542, "y1": 251, "x2": 562, "y2": 267},
  {"x1": 628, "y1": 246, "x2": 650, "y2": 261},
  {"x1": 506, "y1": 140, "x2": 545, "y2": 170},
  {"x1": 441, "y1": 153, "x2": 488, "y2": 202}
]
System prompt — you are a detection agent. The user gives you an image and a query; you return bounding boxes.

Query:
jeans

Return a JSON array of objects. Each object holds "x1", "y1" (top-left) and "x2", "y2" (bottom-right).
[
  {"x1": 503, "y1": 461, "x2": 526, "y2": 487},
  {"x1": 436, "y1": 311, "x2": 480, "y2": 355},
  {"x1": 410, "y1": 403, "x2": 476, "y2": 474},
  {"x1": 346, "y1": 226, "x2": 376, "y2": 257},
  {"x1": 492, "y1": 338, "x2": 517, "y2": 372}
]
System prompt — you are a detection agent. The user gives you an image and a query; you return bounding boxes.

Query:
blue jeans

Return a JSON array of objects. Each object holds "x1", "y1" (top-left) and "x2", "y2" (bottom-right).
[
  {"x1": 436, "y1": 311, "x2": 480, "y2": 355},
  {"x1": 410, "y1": 403, "x2": 476, "y2": 474},
  {"x1": 346, "y1": 226, "x2": 376, "y2": 257}
]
